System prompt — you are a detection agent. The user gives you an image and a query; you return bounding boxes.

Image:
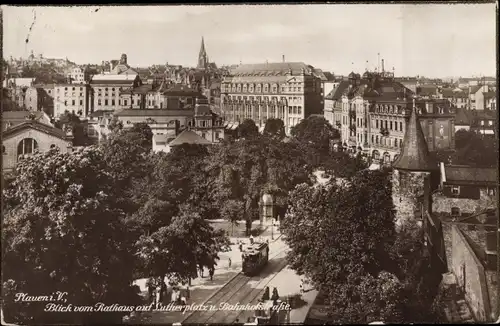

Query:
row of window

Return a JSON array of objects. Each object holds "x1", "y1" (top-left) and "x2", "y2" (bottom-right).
[
  {"x1": 62, "y1": 100, "x2": 84, "y2": 106},
  {"x1": 2, "y1": 139, "x2": 65, "y2": 157},
  {"x1": 370, "y1": 135, "x2": 403, "y2": 148},
  {"x1": 450, "y1": 186, "x2": 496, "y2": 196},
  {"x1": 57, "y1": 87, "x2": 84, "y2": 92},
  {"x1": 376, "y1": 119, "x2": 404, "y2": 132},
  {"x1": 223, "y1": 83, "x2": 304, "y2": 94}
]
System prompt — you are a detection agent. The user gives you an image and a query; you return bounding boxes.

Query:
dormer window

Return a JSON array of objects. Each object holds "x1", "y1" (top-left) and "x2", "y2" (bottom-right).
[{"x1": 451, "y1": 186, "x2": 460, "y2": 196}]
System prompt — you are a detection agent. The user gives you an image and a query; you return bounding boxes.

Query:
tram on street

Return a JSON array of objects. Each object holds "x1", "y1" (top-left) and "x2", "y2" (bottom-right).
[{"x1": 242, "y1": 242, "x2": 269, "y2": 276}]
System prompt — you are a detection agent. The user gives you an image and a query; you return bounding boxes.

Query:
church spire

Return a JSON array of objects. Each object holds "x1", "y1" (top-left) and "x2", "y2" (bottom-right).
[
  {"x1": 393, "y1": 98, "x2": 436, "y2": 171},
  {"x1": 197, "y1": 36, "x2": 208, "y2": 69}
]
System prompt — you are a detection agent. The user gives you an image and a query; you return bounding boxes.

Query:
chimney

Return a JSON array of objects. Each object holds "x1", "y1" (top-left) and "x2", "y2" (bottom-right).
[
  {"x1": 282, "y1": 55, "x2": 285, "y2": 63},
  {"x1": 381, "y1": 59, "x2": 385, "y2": 74}
]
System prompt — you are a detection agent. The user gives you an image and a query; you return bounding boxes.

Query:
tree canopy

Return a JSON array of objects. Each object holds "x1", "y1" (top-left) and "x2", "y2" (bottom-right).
[
  {"x1": 263, "y1": 118, "x2": 286, "y2": 139},
  {"x1": 54, "y1": 111, "x2": 92, "y2": 146},
  {"x1": 2, "y1": 147, "x2": 139, "y2": 324},
  {"x1": 281, "y1": 169, "x2": 442, "y2": 323},
  {"x1": 236, "y1": 119, "x2": 259, "y2": 139}
]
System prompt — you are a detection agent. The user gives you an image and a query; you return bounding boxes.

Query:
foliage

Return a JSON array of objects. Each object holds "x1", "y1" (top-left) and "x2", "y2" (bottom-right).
[
  {"x1": 54, "y1": 111, "x2": 91, "y2": 146},
  {"x1": 107, "y1": 116, "x2": 123, "y2": 132},
  {"x1": 282, "y1": 169, "x2": 441, "y2": 323},
  {"x1": 129, "y1": 123, "x2": 153, "y2": 150},
  {"x1": 290, "y1": 116, "x2": 340, "y2": 167},
  {"x1": 263, "y1": 118, "x2": 286, "y2": 139},
  {"x1": 323, "y1": 151, "x2": 368, "y2": 179},
  {"x1": 236, "y1": 119, "x2": 259, "y2": 139},
  {"x1": 208, "y1": 136, "x2": 313, "y2": 235},
  {"x1": 2, "y1": 147, "x2": 139, "y2": 324}
]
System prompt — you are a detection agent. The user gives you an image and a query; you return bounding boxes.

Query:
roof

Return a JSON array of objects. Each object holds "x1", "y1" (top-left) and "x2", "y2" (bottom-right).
[
  {"x1": 417, "y1": 85, "x2": 438, "y2": 97},
  {"x1": 454, "y1": 107, "x2": 472, "y2": 125},
  {"x1": 120, "y1": 84, "x2": 154, "y2": 95},
  {"x1": 168, "y1": 129, "x2": 212, "y2": 146},
  {"x1": 114, "y1": 109, "x2": 194, "y2": 117},
  {"x1": 230, "y1": 62, "x2": 315, "y2": 76},
  {"x1": 4, "y1": 77, "x2": 36, "y2": 88},
  {"x1": 393, "y1": 104, "x2": 437, "y2": 171},
  {"x1": 444, "y1": 166, "x2": 497, "y2": 186},
  {"x1": 469, "y1": 85, "x2": 482, "y2": 94},
  {"x1": 163, "y1": 84, "x2": 201, "y2": 96},
  {"x1": 2, "y1": 110, "x2": 47, "y2": 124},
  {"x1": 324, "y1": 81, "x2": 350, "y2": 101},
  {"x1": 89, "y1": 110, "x2": 114, "y2": 118},
  {"x1": 2, "y1": 120, "x2": 68, "y2": 140},
  {"x1": 323, "y1": 72, "x2": 335, "y2": 81},
  {"x1": 483, "y1": 91, "x2": 496, "y2": 99},
  {"x1": 91, "y1": 73, "x2": 139, "y2": 82}
]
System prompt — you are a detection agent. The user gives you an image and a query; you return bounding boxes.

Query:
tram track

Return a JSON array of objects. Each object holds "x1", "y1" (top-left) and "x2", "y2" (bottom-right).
[{"x1": 181, "y1": 245, "x2": 289, "y2": 324}]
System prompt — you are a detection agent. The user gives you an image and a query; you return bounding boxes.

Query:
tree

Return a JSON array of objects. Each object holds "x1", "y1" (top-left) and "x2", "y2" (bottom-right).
[
  {"x1": 130, "y1": 123, "x2": 153, "y2": 150},
  {"x1": 107, "y1": 116, "x2": 123, "y2": 132},
  {"x1": 236, "y1": 119, "x2": 259, "y2": 139},
  {"x1": 282, "y1": 169, "x2": 443, "y2": 323},
  {"x1": 2, "y1": 147, "x2": 139, "y2": 324},
  {"x1": 220, "y1": 199, "x2": 244, "y2": 236},
  {"x1": 323, "y1": 151, "x2": 368, "y2": 179},
  {"x1": 453, "y1": 130, "x2": 497, "y2": 167},
  {"x1": 263, "y1": 118, "x2": 286, "y2": 139},
  {"x1": 290, "y1": 116, "x2": 340, "y2": 167},
  {"x1": 54, "y1": 111, "x2": 91, "y2": 146}
]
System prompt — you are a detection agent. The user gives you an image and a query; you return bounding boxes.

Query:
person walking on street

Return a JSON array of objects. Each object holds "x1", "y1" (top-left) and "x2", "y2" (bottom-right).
[
  {"x1": 186, "y1": 285, "x2": 190, "y2": 300},
  {"x1": 228, "y1": 257, "x2": 232, "y2": 269},
  {"x1": 209, "y1": 267, "x2": 214, "y2": 281}
]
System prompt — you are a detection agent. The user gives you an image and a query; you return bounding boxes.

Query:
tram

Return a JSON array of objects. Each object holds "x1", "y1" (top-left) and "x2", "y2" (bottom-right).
[{"x1": 242, "y1": 242, "x2": 269, "y2": 276}]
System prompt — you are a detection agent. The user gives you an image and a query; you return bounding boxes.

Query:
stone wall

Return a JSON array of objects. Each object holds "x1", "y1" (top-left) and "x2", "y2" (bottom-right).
[
  {"x1": 392, "y1": 169, "x2": 430, "y2": 226},
  {"x1": 451, "y1": 225, "x2": 492, "y2": 321},
  {"x1": 433, "y1": 189, "x2": 496, "y2": 215},
  {"x1": 485, "y1": 270, "x2": 498, "y2": 321}
]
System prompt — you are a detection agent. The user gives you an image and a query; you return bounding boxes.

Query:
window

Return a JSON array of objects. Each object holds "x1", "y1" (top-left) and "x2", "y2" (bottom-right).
[
  {"x1": 487, "y1": 187, "x2": 496, "y2": 196},
  {"x1": 451, "y1": 207, "x2": 460, "y2": 216},
  {"x1": 50, "y1": 144, "x2": 56, "y2": 149},
  {"x1": 17, "y1": 138, "x2": 38, "y2": 159},
  {"x1": 80, "y1": 100, "x2": 83, "y2": 105},
  {"x1": 64, "y1": 100, "x2": 67, "y2": 106},
  {"x1": 105, "y1": 99, "x2": 108, "y2": 106},
  {"x1": 298, "y1": 106, "x2": 302, "y2": 115},
  {"x1": 98, "y1": 99, "x2": 102, "y2": 106},
  {"x1": 124, "y1": 100, "x2": 128, "y2": 107},
  {"x1": 399, "y1": 139, "x2": 403, "y2": 147},
  {"x1": 400, "y1": 122, "x2": 403, "y2": 131},
  {"x1": 376, "y1": 119, "x2": 379, "y2": 128},
  {"x1": 376, "y1": 135, "x2": 379, "y2": 144},
  {"x1": 2, "y1": 145, "x2": 5, "y2": 154},
  {"x1": 371, "y1": 135, "x2": 374, "y2": 143},
  {"x1": 394, "y1": 122, "x2": 398, "y2": 131},
  {"x1": 202, "y1": 132, "x2": 207, "y2": 139},
  {"x1": 112, "y1": 99, "x2": 115, "y2": 106},
  {"x1": 488, "y1": 120, "x2": 493, "y2": 126},
  {"x1": 72, "y1": 87, "x2": 75, "y2": 91},
  {"x1": 72, "y1": 100, "x2": 75, "y2": 106},
  {"x1": 65, "y1": 87, "x2": 68, "y2": 91},
  {"x1": 80, "y1": 93, "x2": 83, "y2": 97},
  {"x1": 451, "y1": 186, "x2": 460, "y2": 195},
  {"x1": 390, "y1": 121, "x2": 393, "y2": 130}
]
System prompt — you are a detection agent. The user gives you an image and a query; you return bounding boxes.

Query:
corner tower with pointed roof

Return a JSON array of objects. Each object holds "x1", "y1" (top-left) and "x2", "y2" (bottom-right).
[
  {"x1": 197, "y1": 37, "x2": 208, "y2": 70},
  {"x1": 392, "y1": 98, "x2": 438, "y2": 227}
]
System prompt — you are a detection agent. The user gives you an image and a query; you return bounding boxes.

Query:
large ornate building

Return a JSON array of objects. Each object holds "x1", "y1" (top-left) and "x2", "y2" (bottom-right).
[
  {"x1": 324, "y1": 71, "x2": 456, "y2": 164},
  {"x1": 220, "y1": 62, "x2": 324, "y2": 134}
]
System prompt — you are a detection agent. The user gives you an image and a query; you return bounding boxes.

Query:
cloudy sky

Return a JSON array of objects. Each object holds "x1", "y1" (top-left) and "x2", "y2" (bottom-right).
[{"x1": 2, "y1": 4, "x2": 496, "y2": 78}]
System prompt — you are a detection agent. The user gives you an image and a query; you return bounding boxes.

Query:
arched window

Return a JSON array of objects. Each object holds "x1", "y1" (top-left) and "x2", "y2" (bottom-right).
[
  {"x1": 2, "y1": 145, "x2": 6, "y2": 154},
  {"x1": 17, "y1": 138, "x2": 38, "y2": 159}
]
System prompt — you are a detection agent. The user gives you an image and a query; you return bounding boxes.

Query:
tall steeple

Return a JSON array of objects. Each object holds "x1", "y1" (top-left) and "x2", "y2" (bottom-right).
[
  {"x1": 197, "y1": 36, "x2": 208, "y2": 69},
  {"x1": 393, "y1": 98, "x2": 436, "y2": 171}
]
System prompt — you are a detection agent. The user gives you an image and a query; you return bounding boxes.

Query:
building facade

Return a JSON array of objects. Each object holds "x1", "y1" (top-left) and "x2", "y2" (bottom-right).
[
  {"x1": 220, "y1": 62, "x2": 324, "y2": 134},
  {"x1": 325, "y1": 71, "x2": 455, "y2": 163},
  {"x1": 53, "y1": 84, "x2": 91, "y2": 118},
  {"x1": 90, "y1": 74, "x2": 142, "y2": 113},
  {"x1": 67, "y1": 67, "x2": 86, "y2": 84},
  {"x1": 2, "y1": 119, "x2": 72, "y2": 173}
]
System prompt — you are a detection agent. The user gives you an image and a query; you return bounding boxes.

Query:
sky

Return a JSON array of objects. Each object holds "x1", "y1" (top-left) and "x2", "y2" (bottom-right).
[{"x1": 2, "y1": 4, "x2": 497, "y2": 78}]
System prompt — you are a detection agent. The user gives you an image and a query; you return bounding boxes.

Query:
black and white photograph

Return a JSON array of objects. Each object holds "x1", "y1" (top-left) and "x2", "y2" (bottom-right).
[{"x1": 1, "y1": 3, "x2": 498, "y2": 325}]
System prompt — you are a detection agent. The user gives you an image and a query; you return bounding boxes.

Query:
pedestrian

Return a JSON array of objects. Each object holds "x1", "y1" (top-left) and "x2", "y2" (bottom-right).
[
  {"x1": 155, "y1": 285, "x2": 161, "y2": 309},
  {"x1": 239, "y1": 243, "x2": 243, "y2": 252},
  {"x1": 228, "y1": 257, "x2": 232, "y2": 269},
  {"x1": 186, "y1": 285, "x2": 190, "y2": 300},
  {"x1": 209, "y1": 267, "x2": 214, "y2": 281},
  {"x1": 250, "y1": 235, "x2": 254, "y2": 244}
]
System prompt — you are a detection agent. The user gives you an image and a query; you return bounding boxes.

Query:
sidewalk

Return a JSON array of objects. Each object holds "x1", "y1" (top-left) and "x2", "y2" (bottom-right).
[{"x1": 132, "y1": 233, "x2": 285, "y2": 324}]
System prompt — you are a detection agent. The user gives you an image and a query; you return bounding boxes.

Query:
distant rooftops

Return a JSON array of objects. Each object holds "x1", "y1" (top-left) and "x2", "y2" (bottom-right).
[
  {"x1": 230, "y1": 62, "x2": 316, "y2": 77},
  {"x1": 168, "y1": 129, "x2": 212, "y2": 146},
  {"x1": 443, "y1": 166, "x2": 497, "y2": 186}
]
